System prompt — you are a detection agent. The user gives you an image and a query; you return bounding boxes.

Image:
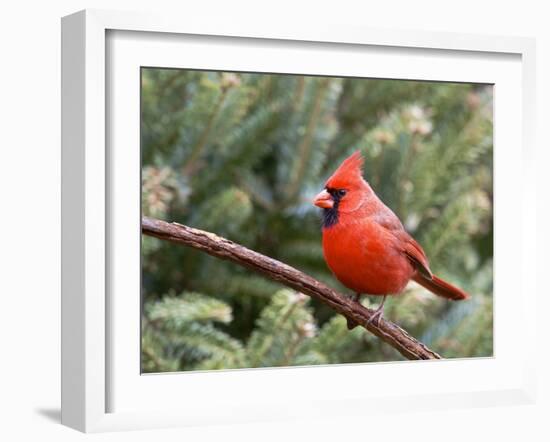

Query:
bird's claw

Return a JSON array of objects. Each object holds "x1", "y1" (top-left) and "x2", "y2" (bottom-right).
[{"x1": 365, "y1": 309, "x2": 383, "y2": 328}]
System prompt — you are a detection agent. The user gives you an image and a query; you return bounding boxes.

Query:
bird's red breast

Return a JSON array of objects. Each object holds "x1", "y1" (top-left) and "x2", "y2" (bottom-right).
[{"x1": 322, "y1": 215, "x2": 414, "y2": 295}]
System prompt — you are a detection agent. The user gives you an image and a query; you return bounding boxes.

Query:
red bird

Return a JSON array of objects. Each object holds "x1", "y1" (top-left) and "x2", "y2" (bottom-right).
[{"x1": 314, "y1": 150, "x2": 469, "y2": 329}]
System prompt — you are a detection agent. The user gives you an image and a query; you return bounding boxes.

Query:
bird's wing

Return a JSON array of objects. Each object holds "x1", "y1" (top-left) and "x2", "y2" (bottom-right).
[
  {"x1": 401, "y1": 234, "x2": 432, "y2": 279},
  {"x1": 375, "y1": 213, "x2": 432, "y2": 279}
]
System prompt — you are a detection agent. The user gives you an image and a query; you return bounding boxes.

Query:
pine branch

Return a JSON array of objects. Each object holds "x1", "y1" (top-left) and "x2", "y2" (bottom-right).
[
  {"x1": 182, "y1": 86, "x2": 228, "y2": 176},
  {"x1": 285, "y1": 78, "x2": 331, "y2": 201},
  {"x1": 142, "y1": 216, "x2": 441, "y2": 360}
]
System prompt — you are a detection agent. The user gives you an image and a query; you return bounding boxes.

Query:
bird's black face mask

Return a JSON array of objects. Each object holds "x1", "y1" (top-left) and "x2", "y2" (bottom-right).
[{"x1": 322, "y1": 189, "x2": 343, "y2": 228}]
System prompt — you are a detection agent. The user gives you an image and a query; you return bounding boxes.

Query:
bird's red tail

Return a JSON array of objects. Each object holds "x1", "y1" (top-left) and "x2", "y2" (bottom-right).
[{"x1": 413, "y1": 274, "x2": 469, "y2": 301}]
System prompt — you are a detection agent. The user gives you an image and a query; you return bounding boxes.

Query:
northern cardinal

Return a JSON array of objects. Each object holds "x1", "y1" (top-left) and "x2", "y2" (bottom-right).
[{"x1": 313, "y1": 150, "x2": 469, "y2": 329}]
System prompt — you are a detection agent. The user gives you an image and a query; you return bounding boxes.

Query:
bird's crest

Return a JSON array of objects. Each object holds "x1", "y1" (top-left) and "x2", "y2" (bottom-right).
[{"x1": 326, "y1": 150, "x2": 365, "y2": 188}]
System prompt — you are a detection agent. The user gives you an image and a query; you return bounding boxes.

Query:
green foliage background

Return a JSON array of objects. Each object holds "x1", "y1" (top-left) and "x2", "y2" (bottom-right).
[{"x1": 141, "y1": 68, "x2": 493, "y2": 373}]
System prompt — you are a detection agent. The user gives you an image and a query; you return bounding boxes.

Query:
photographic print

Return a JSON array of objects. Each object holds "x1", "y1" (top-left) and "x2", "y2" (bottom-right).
[{"x1": 141, "y1": 68, "x2": 493, "y2": 373}]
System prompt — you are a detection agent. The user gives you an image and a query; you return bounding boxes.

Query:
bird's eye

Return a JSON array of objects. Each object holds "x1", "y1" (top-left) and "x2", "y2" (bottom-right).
[{"x1": 337, "y1": 189, "x2": 347, "y2": 198}]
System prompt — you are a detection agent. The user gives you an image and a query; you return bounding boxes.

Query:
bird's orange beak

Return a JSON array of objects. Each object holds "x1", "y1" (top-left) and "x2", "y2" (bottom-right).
[{"x1": 313, "y1": 189, "x2": 334, "y2": 209}]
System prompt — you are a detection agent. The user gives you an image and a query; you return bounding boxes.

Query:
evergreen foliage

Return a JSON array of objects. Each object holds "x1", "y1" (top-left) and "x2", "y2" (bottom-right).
[{"x1": 141, "y1": 68, "x2": 493, "y2": 372}]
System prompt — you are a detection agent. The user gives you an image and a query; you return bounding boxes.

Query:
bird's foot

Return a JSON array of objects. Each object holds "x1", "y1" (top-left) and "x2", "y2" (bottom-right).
[
  {"x1": 365, "y1": 295, "x2": 387, "y2": 328},
  {"x1": 365, "y1": 308, "x2": 384, "y2": 328}
]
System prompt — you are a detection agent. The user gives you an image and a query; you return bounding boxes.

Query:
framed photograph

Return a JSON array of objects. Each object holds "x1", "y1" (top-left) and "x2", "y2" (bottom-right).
[{"x1": 61, "y1": 9, "x2": 537, "y2": 432}]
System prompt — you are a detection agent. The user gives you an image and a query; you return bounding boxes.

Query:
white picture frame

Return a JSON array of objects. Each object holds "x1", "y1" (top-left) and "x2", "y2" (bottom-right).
[{"x1": 61, "y1": 9, "x2": 537, "y2": 433}]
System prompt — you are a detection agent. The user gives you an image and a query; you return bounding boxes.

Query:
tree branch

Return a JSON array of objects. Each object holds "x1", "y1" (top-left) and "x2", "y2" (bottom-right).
[{"x1": 142, "y1": 216, "x2": 442, "y2": 360}]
